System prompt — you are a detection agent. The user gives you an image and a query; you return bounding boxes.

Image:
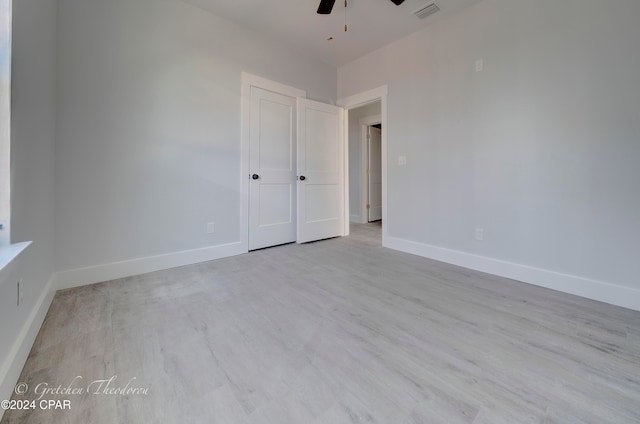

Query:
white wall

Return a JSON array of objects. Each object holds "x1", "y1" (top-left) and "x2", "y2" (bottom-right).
[
  {"x1": 348, "y1": 101, "x2": 381, "y2": 223},
  {"x1": 55, "y1": 0, "x2": 337, "y2": 277},
  {"x1": 0, "y1": 0, "x2": 57, "y2": 410},
  {"x1": 338, "y1": 0, "x2": 640, "y2": 309}
]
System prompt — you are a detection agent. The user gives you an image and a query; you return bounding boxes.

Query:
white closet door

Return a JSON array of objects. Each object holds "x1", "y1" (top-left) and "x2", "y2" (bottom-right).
[
  {"x1": 249, "y1": 87, "x2": 297, "y2": 250},
  {"x1": 296, "y1": 98, "x2": 344, "y2": 244}
]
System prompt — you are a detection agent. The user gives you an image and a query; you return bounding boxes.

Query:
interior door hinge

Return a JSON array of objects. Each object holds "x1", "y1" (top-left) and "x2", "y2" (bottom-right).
[{"x1": 366, "y1": 204, "x2": 370, "y2": 209}]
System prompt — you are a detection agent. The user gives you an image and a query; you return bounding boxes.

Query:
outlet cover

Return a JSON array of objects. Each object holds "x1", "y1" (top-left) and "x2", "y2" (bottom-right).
[
  {"x1": 398, "y1": 156, "x2": 407, "y2": 166},
  {"x1": 207, "y1": 222, "x2": 215, "y2": 234},
  {"x1": 475, "y1": 228, "x2": 484, "y2": 241}
]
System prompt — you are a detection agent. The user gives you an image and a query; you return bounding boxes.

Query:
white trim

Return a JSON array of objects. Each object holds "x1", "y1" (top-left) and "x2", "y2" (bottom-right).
[
  {"x1": 338, "y1": 86, "x2": 388, "y2": 243},
  {"x1": 240, "y1": 72, "x2": 306, "y2": 251},
  {"x1": 55, "y1": 242, "x2": 245, "y2": 290},
  {"x1": 240, "y1": 73, "x2": 306, "y2": 99},
  {"x1": 385, "y1": 236, "x2": 640, "y2": 312},
  {"x1": 337, "y1": 86, "x2": 388, "y2": 109},
  {"x1": 0, "y1": 275, "x2": 55, "y2": 416},
  {"x1": 343, "y1": 109, "x2": 350, "y2": 236},
  {"x1": 350, "y1": 214, "x2": 361, "y2": 223},
  {"x1": 358, "y1": 115, "x2": 382, "y2": 224}
]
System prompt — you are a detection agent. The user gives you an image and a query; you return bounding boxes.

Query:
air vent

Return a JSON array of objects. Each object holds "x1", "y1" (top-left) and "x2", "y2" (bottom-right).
[{"x1": 412, "y1": 2, "x2": 440, "y2": 19}]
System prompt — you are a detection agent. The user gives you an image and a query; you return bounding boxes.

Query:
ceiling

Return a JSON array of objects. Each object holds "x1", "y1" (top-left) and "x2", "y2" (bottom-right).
[{"x1": 180, "y1": 0, "x2": 482, "y2": 66}]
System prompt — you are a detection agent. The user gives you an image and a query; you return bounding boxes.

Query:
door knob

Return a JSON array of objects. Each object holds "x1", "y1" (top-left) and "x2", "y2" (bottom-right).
[
  {"x1": 299, "y1": 176, "x2": 306, "y2": 181},
  {"x1": 252, "y1": 174, "x2": 260, "y2": 180}
]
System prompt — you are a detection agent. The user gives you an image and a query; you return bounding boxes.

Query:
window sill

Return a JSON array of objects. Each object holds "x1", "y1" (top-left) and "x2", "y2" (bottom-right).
[{"x1": 0, "y1": 241, "x2": 32, "y2": 274}]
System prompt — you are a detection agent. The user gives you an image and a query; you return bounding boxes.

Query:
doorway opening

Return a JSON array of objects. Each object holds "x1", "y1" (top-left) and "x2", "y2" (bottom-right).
[
  {"x1": 338, "y1": 85, "x2": 389, "y2": 246},
  {"x1": 364, "y1": 121, "x2": 382, "y2": 224},
  {"x1": 346, "y1": 100, "x2": 383, "y2": 244}
]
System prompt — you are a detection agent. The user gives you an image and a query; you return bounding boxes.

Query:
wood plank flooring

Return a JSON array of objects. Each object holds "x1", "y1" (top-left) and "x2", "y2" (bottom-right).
[{"x1": 2, "y1": 223, "x2": 640, "y2": 423}]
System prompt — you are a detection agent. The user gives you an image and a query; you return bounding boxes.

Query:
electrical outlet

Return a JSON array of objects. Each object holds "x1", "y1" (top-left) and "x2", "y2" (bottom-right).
[
  {"x1": 206, "y1": 222, "x2": 215, "y2": 234},
  {"x1": 475, "y1": 59, "x2": 483, "y2": 72},
  {"x1": 17, "y1": 279, "x2": 23, "y2": 307},
  {"x1": 475, "y1": 228, "x2": 484, "y2": 241},
  {"x1": 398, "y1": 156, "x2": 407, "y2": 166}
]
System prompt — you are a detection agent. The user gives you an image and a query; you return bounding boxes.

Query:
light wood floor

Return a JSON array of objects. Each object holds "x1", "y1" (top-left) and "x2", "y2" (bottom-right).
[{"x1": 3, "y1": 223, "x2": 640, "y2": 423}]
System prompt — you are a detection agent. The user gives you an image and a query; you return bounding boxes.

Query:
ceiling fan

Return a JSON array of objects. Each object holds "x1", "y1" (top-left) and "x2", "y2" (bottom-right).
[{"x1": 317, "y1": 0, "x2": 405, "y2": 15}]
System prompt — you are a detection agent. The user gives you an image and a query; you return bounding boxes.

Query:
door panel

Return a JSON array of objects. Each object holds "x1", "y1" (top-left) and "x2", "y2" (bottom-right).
[
  {"x1": 249, "y1": 87, "x2": 297, "y2": 250},
  {"x1": 305, "y1": 184, "x2": 340, "y2": 222},
  {"x1": 297, "y1": 98, "x2": 344, "y2": 243},
  {"x1": 259, "y1": 184, "x2": 293, "y2": 225},
  {"x1": 305, "y1": 109, "x2": 339, "y2": 172},
  {"x1": 259, "y1": 101, "x2": 294, "y2": 171},
  {"x1": 368, "y1": 127, "x2": 382, "y2": 222}
]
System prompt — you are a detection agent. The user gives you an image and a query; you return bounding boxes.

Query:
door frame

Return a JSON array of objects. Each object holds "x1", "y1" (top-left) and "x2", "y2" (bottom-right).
[
  {"x1": 338, "y1": 86, "x2": 388, "y2": 244},
  {"x1": 240, "y1": 72, "x2": 306, "y2": 252},
  {"x1": 359, "y1": 115, "x2": 382, "y2": 224}
]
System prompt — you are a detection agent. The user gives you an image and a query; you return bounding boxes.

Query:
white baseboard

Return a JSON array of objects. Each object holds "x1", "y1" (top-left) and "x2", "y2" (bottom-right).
[
  {"x1": 384, "y1": 236, "x2": 640, "y2": 312},
  {"x1": 55, "y1": 242, "x2": 246, "y2": 290},
  {"x1": 0, "y1": 275, "x2": 55, "y2": 414}
]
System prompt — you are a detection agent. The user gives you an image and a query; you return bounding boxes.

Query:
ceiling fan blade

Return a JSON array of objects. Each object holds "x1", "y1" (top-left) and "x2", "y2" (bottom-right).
[
  {"x1": 390, "y1": 0, "x2": 405, "y2": 5},
  {"x1": 317, "y1": 0, "x2": 336, "y2": 14}
]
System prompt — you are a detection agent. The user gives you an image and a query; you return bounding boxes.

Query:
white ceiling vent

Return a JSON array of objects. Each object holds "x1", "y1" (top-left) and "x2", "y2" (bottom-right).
[{"x1": 412, "y1": 2, "x2": 441, "y2": 20}]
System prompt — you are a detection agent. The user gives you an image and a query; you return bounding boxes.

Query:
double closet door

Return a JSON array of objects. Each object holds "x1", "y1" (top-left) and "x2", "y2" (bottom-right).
[{"x1": 249, "y1": 86, "x2": 344, "y2": 251}]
